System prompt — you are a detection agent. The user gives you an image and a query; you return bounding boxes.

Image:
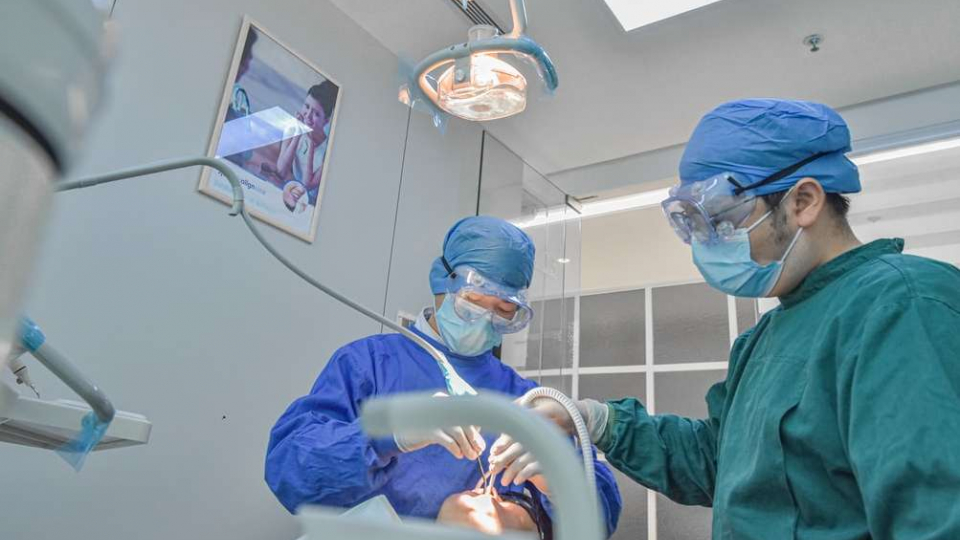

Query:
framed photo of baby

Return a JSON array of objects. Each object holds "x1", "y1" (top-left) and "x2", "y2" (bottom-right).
[{"x1": 200, "y1": 17, "x2": 341, "y2": 242}]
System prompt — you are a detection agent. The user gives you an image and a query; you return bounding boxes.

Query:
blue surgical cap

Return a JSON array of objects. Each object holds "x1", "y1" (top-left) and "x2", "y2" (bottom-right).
[
  {"x1": 429, "y1": 216, "x2": 536, "y2": 294},
  {"x1": 679, "y1": 98, "x2": 861, "y2": 196}
]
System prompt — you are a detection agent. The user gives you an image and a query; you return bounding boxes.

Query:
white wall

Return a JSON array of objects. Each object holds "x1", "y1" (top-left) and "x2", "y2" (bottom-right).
[
  {"x1": 382, "y1": 114, "x2": 483, "y2": 324},
  {"x1": 0, "y1": 2, "x2": 481, "y2": 540},
  {"x1": 581, "y1": 208, "x2": 701, "y2": 294}
]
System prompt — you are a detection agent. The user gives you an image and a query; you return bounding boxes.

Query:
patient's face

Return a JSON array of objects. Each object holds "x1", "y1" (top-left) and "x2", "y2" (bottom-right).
[{"x1": 437, "y1": 488, "x2": 537, "y2": 535}]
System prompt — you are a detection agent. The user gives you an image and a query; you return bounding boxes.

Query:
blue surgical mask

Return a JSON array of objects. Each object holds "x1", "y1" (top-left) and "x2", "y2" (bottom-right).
[
  {"x1": 692, "y1": 207, "x2": 804, "y2": 298},
  {"x1": 435, "y1": 295, "x2": 502, "y2": 357}
]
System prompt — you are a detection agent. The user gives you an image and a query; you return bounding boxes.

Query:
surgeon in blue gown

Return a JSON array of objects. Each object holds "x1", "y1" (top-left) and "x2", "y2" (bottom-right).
[{"x1": 265, "y1": 216, "x2": 621, "y2": 536}]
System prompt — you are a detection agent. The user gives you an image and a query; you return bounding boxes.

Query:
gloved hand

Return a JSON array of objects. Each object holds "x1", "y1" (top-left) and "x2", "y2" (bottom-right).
[
  {"x1": 522, "y1": 396, "x2": 609, "y2": 443},
  {"x1": 487, "y1": 433, "x2": 549, "y2": 495},
  {"x1": 394, "y1": 392, "x2": 486, "y2": 460},
  {"x1": 486, "y1": 395, "x2": 610, "y2": 495}
]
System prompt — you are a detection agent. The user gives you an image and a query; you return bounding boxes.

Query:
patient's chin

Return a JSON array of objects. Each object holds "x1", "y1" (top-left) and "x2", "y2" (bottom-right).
[{"x1": 437, "y1": 489, "x2": 536, "y2": 535}]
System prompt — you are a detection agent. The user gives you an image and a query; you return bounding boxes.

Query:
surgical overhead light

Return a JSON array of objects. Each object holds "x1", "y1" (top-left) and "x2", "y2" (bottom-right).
[
  {"x1": 404, "y1": 0, "x2": 557, "y2": 123},
  {"x1": 436, "y1": 25, "x2": 528, "y2": 121}
]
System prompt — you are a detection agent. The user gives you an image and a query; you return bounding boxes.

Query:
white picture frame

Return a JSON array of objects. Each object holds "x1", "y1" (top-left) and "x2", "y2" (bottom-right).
[{"x1": 199, "y1": 16, "x2": 343, "y2": 243}]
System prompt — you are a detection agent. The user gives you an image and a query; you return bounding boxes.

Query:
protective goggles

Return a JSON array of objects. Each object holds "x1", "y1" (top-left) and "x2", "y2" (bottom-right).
[
  {"x1": 661, "y1": 172, "x2": 758, "y2": 245},
  {"x1": 661, "y1": 152, "x2": 829, "y2": 245},
  {"x1": 442, "y1": 261, "x2": 534, "y2": 334}
]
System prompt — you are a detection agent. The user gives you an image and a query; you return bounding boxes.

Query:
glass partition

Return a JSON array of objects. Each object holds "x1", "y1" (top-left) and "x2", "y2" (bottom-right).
[{"x1": 478, "y1": 133, "x2": 580, "y2": 394}]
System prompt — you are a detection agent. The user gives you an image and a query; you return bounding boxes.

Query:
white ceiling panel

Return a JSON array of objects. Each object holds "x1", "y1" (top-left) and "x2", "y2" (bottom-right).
[{"x1": 331, "y1": 0, "x2": 960, "y2": 175}]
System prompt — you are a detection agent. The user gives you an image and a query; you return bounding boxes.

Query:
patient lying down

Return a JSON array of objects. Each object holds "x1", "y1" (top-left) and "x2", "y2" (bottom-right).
[{"x1": 437, "y1": 484, "x2": 550, "y2": 538}]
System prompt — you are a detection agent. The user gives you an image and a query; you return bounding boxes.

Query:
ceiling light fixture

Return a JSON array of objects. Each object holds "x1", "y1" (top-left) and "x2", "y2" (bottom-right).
[
  {"x1": 436, "y1": 25, "x2": 528, "y2": 121},
  {"x1": 515, "y1": 187, "x2": 671, "y2": 229},
  {"x1": 851, "y1": 135, "x2": 960, "y2": 166},
  {"x1": 602, "y1": 0, "x2": 726, "y2": 31},
  {"x1": 403, "y1": 0, "x2": 557, "y2": 122}
]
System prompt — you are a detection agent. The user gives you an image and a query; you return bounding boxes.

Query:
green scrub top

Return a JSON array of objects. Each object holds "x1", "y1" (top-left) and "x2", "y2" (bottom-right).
[{"x1": 598, "y1": 239, "x2": 960, "y2": 539}]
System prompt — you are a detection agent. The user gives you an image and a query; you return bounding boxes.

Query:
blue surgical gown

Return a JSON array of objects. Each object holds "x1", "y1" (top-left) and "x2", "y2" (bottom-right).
[{"x1": 265, "y1": 326, "x2": 622, "y2": 536}]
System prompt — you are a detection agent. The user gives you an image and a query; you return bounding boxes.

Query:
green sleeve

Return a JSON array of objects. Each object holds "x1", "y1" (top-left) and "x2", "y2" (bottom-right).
[
  {"x1": 840, "y1": 297, "x2": 960, "y2": 537},
  {"x1": 597, "y1": 383, "x2": 724, "y2": 507}
]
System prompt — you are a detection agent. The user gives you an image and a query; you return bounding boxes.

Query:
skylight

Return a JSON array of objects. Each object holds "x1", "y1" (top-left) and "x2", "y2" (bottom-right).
[{"x1": 602, "y1": 0, "x2": 726, "y2": 31}]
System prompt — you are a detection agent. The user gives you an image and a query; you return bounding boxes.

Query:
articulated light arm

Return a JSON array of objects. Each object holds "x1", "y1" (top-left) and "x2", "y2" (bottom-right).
[
  {"x1": 57, "y1": 157, "x2": 469, "y2": 393},
  {"x1": 462, "y1": 0, "x2": 527, "y2": 37},
  {"x1": 507, "y1": 0, "x2": 528, "y2": 38}
]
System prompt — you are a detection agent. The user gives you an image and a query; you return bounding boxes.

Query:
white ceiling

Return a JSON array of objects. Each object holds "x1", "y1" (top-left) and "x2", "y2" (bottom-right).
[{"x1": 331, "y1": 0, "x2": 960, "y2": 177}]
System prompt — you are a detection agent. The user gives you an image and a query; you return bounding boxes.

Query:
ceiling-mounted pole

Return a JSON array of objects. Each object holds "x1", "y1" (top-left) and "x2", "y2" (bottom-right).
[{"x1": 508, "y1": 0, "x2": 527, "y2": 38}]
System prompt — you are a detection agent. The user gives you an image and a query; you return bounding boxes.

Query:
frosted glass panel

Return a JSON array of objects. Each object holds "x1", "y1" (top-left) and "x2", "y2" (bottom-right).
[
  {"x1": 540, "y1": 298, "x2": 576, "y2": 371},
  {"x1": 538, "y1": 375, "x2": 572, "y2": 396},
  {"x1": 611, "y1": 469, "x2": 648, "y2": 540},
  {"x1": 652, "y1": 283, "x2": 728, "y2": 364},
  {"x1": 579, "y1": 374, "x2": 646, "y2": 403},
  {"x1": 652, "y1": 370, "x2": 724, "y2": 540},
  {"x1": 479, "y1": 134, "x2": 580, "y2": 378},
  {"x1": 580, "y1": 290, "x2": 645, "y2": 368},
  {"x1": 654, "y1": 371, "x2": 726, "y2": 418},
  {"x1": 735, "y1": 297, "x2": 759, "y2": 335}
]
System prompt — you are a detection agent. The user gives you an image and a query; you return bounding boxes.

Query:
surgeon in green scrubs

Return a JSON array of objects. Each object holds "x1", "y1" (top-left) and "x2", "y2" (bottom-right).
[{"x1": 489, "y1": 99, "x2": 960, "y2": 539}]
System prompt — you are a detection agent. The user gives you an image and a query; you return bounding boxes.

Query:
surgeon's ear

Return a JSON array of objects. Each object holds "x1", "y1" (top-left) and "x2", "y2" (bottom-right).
[{"x1": 792, "y1": 178, "x2": 826, "y2": 228}]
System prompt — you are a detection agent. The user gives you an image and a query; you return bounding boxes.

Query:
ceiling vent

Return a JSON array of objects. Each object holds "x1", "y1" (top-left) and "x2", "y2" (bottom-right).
[{"x1": 446, "y1": 0, "x2": 505, "y2": 34}]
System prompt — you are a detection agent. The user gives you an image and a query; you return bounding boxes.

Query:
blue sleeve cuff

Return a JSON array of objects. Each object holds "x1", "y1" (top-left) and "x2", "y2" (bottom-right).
[{"x1": 18, "y1": 317, "x2": 46, "y2": 352}]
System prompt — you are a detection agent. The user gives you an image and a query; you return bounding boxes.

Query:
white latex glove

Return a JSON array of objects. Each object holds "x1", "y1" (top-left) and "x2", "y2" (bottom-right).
[
  {"x1": 487, "y1": 433, "x2": 549, "y2": 495},
  {"x1": 394, "y1": 392, "x2": 486, "y2": 460},
  {"x1": 486, "y1": 395, "x2": 610, "y2": 495},
  {"x1": 523, "y1": 396, "x2": 609, "y2": 443}
]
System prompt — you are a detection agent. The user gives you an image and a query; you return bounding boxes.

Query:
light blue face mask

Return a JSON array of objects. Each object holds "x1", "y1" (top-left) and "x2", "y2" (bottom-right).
[
  {"x1": 692, "y1": 206, "x2": 804, "y2": 298},
  {"x1": 435, "y1": 295, "x2": 502, "y2": 357}
]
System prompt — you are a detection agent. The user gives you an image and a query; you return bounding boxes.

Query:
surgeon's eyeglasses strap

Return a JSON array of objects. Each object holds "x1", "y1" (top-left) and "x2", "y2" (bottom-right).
[
  {"x1": 729, "y1": 151, "x2": 832, "y2": 196},
  {"x1": 441, "y1": 256, "x2": 457, "y2": 279}
]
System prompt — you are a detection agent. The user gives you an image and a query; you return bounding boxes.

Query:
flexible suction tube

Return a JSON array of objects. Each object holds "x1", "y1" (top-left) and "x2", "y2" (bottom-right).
[
  {"x1": 56, "y1": 157, "x2": 472, "y2": 396},
  {"x1": 518, "y1": 386, "x2": 596, "y2": 496}
]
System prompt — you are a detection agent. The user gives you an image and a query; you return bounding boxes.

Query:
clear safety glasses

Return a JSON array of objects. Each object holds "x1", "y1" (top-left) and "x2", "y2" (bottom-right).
[
  {"x1": 447, "y1": 265, "x2": 533, "y2": 334},
  {"x1": 662, "y1": 152, "x2": 830, "y2": 245},
  {"x1": 661, "y1": 172, "x2": 759, "y2": 245}
]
